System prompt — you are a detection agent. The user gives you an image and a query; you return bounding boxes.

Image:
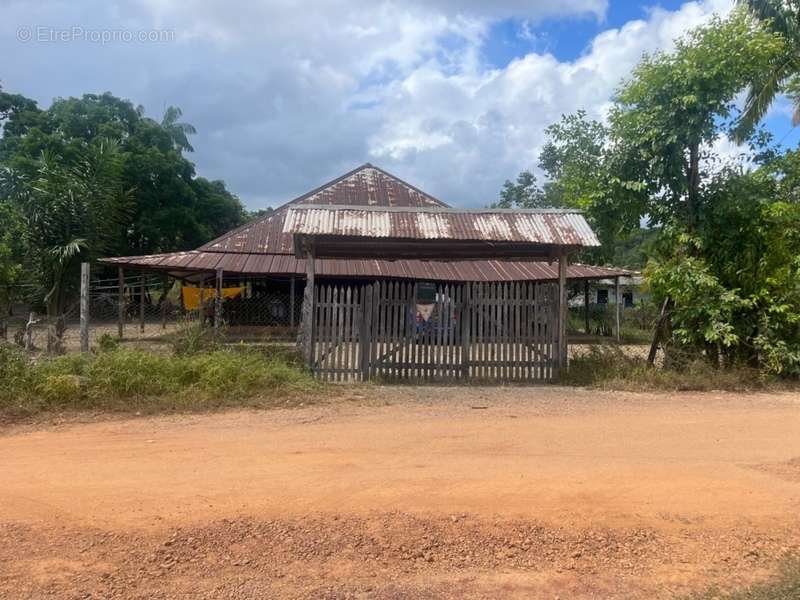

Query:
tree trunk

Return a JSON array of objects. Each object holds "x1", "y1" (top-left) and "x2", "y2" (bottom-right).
[{"x1": 686, "y1": 142, "x2": 700, "y2": 231}]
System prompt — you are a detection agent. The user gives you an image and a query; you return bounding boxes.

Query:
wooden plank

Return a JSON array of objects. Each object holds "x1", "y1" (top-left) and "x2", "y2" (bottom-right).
[
  {"x1": 343, "y1": 286, "x2": 352, "y2": 380},
  {"x1": 462, "y1": 283, "x2": 470, "y2": 379},
  {"x1": 400, "y1": 281, "x2": 411, "y2": 380},
  {"x1": 370, "y1": 281, "x2": 379, "y2": 380},
  {"x1": 336, "y1": 286, "x2": 345, "y2": 382},
  {"x1": 558, "y1": 252, "x2": 568, "y2": 378},
  {"x1": 387, "y1": 281, "x2": 398, "y2": 380},
  {"x1": 513, "y1": 282, "x2": 520, "y2": 380},
  {"x1": 351, "y1": 286, "x2": 359, "y2": 380},
  {"x1": 359, "y1": 284, "x2": 371, "y2": 381},
  {"x1": 323, "y1": 284, "x2": 332, "y2": 379}
]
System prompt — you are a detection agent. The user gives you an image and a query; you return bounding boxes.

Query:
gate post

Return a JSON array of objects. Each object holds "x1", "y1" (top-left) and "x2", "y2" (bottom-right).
[{"x1": 301, "y1": 243, "x2": 316, "y2": 367}]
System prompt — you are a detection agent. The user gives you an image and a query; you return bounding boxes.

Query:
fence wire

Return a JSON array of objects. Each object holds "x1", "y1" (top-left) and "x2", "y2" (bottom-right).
[{"x1": 1, "y1": 271, "x2": 671, "y2": 369}]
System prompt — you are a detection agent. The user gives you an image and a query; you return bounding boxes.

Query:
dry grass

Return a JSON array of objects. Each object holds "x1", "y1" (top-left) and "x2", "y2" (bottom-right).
[
  {"x1": 564, "y1": 344, "x2": 781, "y2": 392},
  {"x1": 0, "y1": 342, "x2": 319, "y2": 421}
]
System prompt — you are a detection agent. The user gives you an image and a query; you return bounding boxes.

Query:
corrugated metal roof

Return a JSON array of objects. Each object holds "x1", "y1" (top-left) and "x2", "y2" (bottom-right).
[
  {"x1": 283, "y1": 205, "x2": 601, "y2": 247},
  {"x1": 101, "y1": 163, "x2": 622, "y2": 282},
  {"x1": 100, "y1": 251, "x2": 632, "y2": 282},
  {"x1": 199, "y1": 164, "x2": 446, "y2": 254}
]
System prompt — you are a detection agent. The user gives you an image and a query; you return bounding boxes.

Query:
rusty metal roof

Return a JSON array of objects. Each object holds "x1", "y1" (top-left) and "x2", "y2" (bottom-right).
[
  {"x1": 199, "y1": 164, "x2": 446, "y2": 254},
  {"x1": 283, "y1": 205, "x2": 600, "y2": 247},
  {"x1": 101, "y1": 163, "x2": 625, "y2": 281},
  {"x1": 101, "y1": 251, "x2": 633, "y2": 282}
]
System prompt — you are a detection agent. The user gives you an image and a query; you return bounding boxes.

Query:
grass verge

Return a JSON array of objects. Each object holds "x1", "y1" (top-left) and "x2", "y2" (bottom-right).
[
  {"x1": 0, "y1": 343, "x2": 319, "y2": 421},
  {"x1": 685, "y1": 558, "x2": 800, "y2": 599},
  {"x1": 564, "y1": 344, "x2": 782, "y2": 392}
]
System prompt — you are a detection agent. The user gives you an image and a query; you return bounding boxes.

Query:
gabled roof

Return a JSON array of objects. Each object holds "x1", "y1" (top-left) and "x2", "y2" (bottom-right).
[
  {"x1": 199, "y1": 163, "x2": 447, "y2": 254},
  {"x1": 100, "y1": 163, "x2": 633, "y2": 283}
]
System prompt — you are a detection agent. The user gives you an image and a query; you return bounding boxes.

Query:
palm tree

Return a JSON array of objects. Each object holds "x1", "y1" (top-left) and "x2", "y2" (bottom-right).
[
  {"x1": 1, "y1": 139, "x2": 132, "y2": 350},
  {"x1": 161, "y1": 106, "x2": 197, "y2": 152},
  {"x1": 735, "y1": 0, "x2": 800, "y2": 140}
]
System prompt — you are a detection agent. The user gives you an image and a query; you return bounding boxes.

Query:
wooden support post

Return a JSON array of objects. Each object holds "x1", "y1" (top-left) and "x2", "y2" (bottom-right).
[
  {"x1": 214, "y1": 268, "x2": 223, "y2": 331},
  {"x1": 198, "y1": 276, "x2": 206, "y2": 328},
  {"x1": 117, "y1": 267, "x2": 125, "y2": 339},
  {"x1": 557, "y1": 252, "x2": 568, "y2": 376},
  {"x1": 139, "y1": 273, "x2": 146, "y2": 333},
  {"x1": 80, "y1": 262, "x2": 90, "y2": 353},
  {"x1": 615, "y1": 275, "x2": 621, "y2": 343},
  {"x1": 647, "y1": 297, "x2": 671, "y2": 366},
  {"x1": 25, "y1": 311, "x2": 35, "y2": 351},
  {"x1": 301, "y1": 244, "x2": 316, "y2": 366},
  {"x1": 290, "y1": 276, "x2": 296, "y2": 328},
  {"x1": 584, "y1": 279, "x2": 590, "y2": 334},
  {"x1": 161, "y1": 274, "x2": 169, "y2": 330}
]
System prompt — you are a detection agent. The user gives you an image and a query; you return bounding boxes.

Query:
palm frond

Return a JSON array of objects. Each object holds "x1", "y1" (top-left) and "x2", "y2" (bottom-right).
[{"x1": 733, "y1": 55, "x2": 797, "y2": 142}]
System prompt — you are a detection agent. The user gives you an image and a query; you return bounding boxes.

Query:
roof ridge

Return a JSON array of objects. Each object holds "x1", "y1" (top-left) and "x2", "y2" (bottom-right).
[{"x1": 199, "y1": 163, "x2": 450, "y2": 251}]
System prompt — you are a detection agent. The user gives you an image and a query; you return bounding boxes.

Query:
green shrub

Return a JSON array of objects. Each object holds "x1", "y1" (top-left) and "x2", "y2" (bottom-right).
[
  {"x1": 36, "y1": 374, "x2": 83, "y2": 404},
  {"x1": 0, "y1": 344, "x2": 317, "y2": 419},
  {"x1": 565, "y1": 344, "x2": 769, "y2": 391},
  {"x1": 97, "y1": 333, "x2": 120, "y2": 352},
  {"x1": 170, "y1": 319, "x2": 222, "y2": 355}
]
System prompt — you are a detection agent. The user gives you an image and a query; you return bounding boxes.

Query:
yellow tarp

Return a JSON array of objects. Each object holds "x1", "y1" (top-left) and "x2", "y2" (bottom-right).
[{"x1": 181, "y1": 286, "x2": 244, "y2": 310}]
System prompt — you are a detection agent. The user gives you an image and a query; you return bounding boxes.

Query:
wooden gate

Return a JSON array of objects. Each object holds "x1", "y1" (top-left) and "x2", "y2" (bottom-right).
[{"x1": 309, "y1": 281, "x2": 560, "y2": 382}]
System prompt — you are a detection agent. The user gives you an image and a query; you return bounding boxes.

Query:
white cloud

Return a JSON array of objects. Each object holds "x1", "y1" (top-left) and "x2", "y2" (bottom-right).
[{"x1": 1, "y1": 0, "x2": 737, "y2": 209}]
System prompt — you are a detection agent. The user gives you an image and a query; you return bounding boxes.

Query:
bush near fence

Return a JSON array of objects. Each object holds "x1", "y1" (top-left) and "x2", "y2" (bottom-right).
[{"x1": 0, "y1": 341, "x2": 316, "y2": 419}]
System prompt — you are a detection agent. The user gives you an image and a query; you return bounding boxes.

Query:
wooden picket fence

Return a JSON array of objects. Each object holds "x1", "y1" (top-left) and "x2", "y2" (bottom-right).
[{"x1": 310, "y1": 280, "x2": 560, "y2": 382}]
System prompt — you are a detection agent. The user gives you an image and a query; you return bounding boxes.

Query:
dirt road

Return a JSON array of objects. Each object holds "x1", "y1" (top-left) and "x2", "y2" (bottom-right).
[{"x1": 2, "y1": 386, "x2": 799, "y2": 598}]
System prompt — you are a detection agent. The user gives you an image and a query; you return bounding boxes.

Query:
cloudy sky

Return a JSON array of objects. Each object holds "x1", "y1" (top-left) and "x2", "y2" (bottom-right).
[{"x1": 2, "y1": 0, "x2": 796, "y2": 209}]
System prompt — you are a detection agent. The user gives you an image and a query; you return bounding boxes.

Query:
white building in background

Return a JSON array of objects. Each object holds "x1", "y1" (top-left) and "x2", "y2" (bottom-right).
[{"x1": 569, "y1": 274, "x2": 647, "y2": 308}]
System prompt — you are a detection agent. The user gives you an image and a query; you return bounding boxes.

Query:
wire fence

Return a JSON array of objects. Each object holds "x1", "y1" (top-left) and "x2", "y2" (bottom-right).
[
  {"x1": 1, "y1": 271, "x2": 665, "y2": 369},
  {"x1": 0, "y1": 274, "x2": 304, "y2": 353}
]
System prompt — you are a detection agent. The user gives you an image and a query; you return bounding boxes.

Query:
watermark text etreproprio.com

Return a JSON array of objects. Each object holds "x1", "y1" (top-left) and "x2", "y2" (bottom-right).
[{"x1": 17, "y1": 26, "x2": 175, "y2": 44}]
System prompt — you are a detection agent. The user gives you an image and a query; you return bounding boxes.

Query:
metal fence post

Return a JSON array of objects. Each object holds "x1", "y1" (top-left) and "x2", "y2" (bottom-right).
[{"x1": 80, "y1": 262, "x2": 90, "y2": 353}]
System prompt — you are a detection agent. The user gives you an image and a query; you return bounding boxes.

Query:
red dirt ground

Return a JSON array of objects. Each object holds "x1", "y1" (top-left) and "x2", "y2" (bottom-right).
[{"x1": 1, "y1": 386, "x2": 799, "y2": 598}]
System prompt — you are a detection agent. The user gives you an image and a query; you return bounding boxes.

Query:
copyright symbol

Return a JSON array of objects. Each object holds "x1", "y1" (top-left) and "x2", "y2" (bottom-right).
[{"x1": 17, "y1": 27, "x2": 32, "y2": 42}]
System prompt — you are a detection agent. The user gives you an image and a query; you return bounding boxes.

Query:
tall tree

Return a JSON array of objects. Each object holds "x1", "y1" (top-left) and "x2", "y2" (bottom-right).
[
  {"x1": 493, "y1": 171, "x2": 545, "y2": 209},
  {"x1": 610, "y1": 11, "x2": 785, "y2": 232},
  {"x1": 0, "y1": 91, "x2": 247, "y2": 256},
  {"x1": 1, "y1": 138, "x2": 132, "y2": 334}
]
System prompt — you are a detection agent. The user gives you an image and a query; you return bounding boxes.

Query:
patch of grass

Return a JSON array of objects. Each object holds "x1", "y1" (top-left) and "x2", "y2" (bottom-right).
[
  {"x1": 564, "y1": 344, "x2": 774, "y2": 392},
  {"x1": 0, "y1": 343, "x2": 319, "y2": 420},
  {"x1": 685, "y1": 558, "x2": 800, "y2": 599}
]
